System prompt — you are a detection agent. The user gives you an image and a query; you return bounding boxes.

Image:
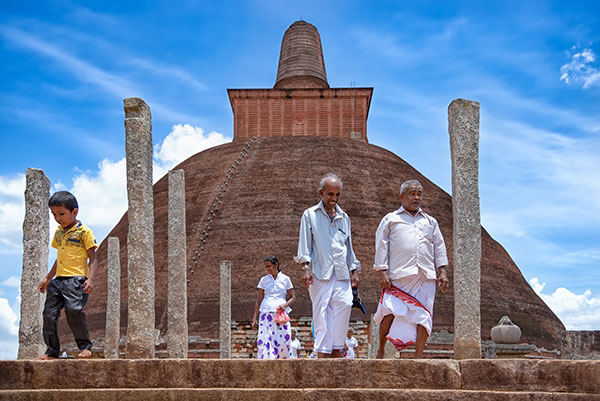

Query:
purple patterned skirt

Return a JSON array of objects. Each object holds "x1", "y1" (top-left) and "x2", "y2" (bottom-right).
[{"x1": 257, "y1": 311, "x2": 291, "y2": 359}]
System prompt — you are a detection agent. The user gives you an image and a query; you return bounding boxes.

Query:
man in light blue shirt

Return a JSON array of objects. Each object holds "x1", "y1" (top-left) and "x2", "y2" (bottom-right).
[{"x1": 295, "y1": 173, "x2": 361, "y2": 358}]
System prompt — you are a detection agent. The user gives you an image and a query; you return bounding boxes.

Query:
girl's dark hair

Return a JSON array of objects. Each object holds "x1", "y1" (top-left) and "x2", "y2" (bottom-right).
[{"x1": 264, "y1": 255, "x2": 281, "y2": 271}]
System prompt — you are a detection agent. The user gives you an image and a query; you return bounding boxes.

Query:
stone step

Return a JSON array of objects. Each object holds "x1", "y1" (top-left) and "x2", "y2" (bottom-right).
[
  {"x1": 1, "y1": 359, "x2": 598, "y2": 395},
  {"x1": 155, "y1": 349, "x2": 220, "y2": 358},
  {"x1": 1, "y1": 388, "x2": 598, "y2": 401},
  {"x1": 398, "y1": 349, "x2": 454, "y2": 359}
]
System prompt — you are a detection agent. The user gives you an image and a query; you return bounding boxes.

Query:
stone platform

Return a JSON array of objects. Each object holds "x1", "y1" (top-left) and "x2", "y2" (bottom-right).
[{"x1": 1, "y1": 359, "x2": 598, "y2": 400}]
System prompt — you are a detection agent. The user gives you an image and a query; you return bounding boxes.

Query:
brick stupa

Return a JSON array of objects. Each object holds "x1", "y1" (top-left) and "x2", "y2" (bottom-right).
[
  {"x1": 229, "y1": 21, "x2": 371, "y2": 142},
  {"x1": 77, "y1": 20, "x2": 565, "y2": 352}
]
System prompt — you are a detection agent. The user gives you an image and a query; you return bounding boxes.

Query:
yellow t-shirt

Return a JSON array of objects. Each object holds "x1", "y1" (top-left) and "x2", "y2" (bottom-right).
[{"x1": 51, "y1": 221, "x2": 97, "y2": 277}]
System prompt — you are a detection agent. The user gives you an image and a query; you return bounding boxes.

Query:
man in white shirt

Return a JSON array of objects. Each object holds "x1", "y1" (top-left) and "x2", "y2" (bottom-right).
[
  {"x1": 295, "y1": 173, "x2": 361, "y2": 358},
  {"x1": 373, "y1": 180, "x2": 449, "y2": 358}
]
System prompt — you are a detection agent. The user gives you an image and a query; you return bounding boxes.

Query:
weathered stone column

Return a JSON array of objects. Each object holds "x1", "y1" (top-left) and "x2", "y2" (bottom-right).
[
  {"x1": 18, "y1": 168, "x2": 49, "y2": 359},
  {"x1": 368, "y1": 314, "x2": 379, "y2": 359},
  {"x1": 167, "y1": 169, "x2": 188, "y2": 358},
  {"x1": 124, "y1": 97, "x2": 155, "y2": 359},
  {"x1": 105, "y1": 237, "x2": 121, "y2": 359},
  {"x1": 220, "y1": 260, "x2": 232, "y2": 358},
  {"x1": 448, "y1": 98, "x2": 482, "y2": 359}
]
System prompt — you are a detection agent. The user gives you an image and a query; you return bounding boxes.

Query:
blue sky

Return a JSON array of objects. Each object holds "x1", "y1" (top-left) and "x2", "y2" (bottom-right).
[{"x1": 1, "y1": 1, "x2": 599, "y2": 359}]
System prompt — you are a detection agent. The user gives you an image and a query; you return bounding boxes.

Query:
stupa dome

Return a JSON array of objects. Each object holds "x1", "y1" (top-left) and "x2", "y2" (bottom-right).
[{"x1": 85, "y1": 136, "x2": 564, "y2": 350}]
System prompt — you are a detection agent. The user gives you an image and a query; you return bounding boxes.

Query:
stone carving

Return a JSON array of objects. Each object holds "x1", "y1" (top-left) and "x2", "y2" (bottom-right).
[
  {"x1": 105, "y1": 237, "x2": 121, "y2": 359},
  {"x1": 220, "y1": 260, "x2": 232, "y2": 358},
  {"x1": 124, "y1": 97, "x2": 155, "y2": 359},
  {"x1": 18, "y1": 168, "x2": 49, "y2": 359},
  {"x1": 481, "y1": 342, "x2": 498, "y2": 358},
  {"x1": 491, "y1": 316, "x2": 522, "y2": 344},
  {"x1": 168, "y1": 169, "x2": 188, "y2": 358},
  {"x1": 448, "y1": 98, "x2": 482, "y2": 359}
]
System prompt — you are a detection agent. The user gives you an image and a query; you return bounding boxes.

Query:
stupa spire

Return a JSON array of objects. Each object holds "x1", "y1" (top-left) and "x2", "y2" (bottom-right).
[{"x1": 274, "y1": 20, "x2": 329, "y2": 89}]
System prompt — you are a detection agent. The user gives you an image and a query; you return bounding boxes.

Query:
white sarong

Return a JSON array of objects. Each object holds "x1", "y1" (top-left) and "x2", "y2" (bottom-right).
[
  {"x1": 373, "y1": 271, "x2": 436, "y2": 351},
  {"x1": 309, "y1": 274, "x2": 352, "y2": 354}
]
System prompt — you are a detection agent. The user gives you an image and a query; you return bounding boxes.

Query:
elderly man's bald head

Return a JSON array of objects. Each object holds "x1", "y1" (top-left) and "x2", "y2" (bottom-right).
[{"x1": 319, "y1": 173, "x2": 343, "y2": 191}]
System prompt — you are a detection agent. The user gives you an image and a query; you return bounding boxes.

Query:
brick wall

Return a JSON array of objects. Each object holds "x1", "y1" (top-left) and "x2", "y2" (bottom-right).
[
  {"x1": 232, "y1": 318, "x2": 370, "y2": 359},
  {"x1": 228, "y1": 88, "x2": 372, "y2": 142}
]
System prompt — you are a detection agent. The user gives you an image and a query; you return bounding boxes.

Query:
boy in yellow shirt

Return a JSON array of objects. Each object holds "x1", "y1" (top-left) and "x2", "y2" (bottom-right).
[{"x1": 37, "y1": 191, "x2": 98, "y2": 359}]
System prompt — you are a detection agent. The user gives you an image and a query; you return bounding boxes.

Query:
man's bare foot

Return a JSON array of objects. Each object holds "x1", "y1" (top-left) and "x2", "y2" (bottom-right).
[
  {"x1": 35, "y1": 354, "x2": 57, "y2": 360},
  {"x1": 77, "y1": 349, "x2": 92, "y2": 358},
  {"x1": 376, "y1": 349, "x2": 384, "y2": 359}
]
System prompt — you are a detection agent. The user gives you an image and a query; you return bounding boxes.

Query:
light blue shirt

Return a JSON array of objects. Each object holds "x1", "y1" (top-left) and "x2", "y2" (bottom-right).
[{"x1": 294, "y1": 201, "x2": 361, "y2": 281}]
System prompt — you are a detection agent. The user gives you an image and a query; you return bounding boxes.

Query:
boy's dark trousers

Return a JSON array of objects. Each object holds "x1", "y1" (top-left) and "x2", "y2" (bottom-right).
[{"x1": 42, "y1": 276, "x2": 92, "y2": 357}]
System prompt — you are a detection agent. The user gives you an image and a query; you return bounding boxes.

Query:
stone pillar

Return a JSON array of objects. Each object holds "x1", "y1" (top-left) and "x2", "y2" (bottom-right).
[
  {"x1": 105, "y1": 237, "x2": 121, "y2": 359},
  {"x1": 368, "y1": 314, "x2": 379, "y2": 359},
  {"x1": 384, "y1": 341, "x2": 397, "y2": 359},
  {"x1": 220, "y1": 260, "x2": 232, "y2": 358},
  {"x1": 167, "y1": 169, "x2": 188, "y2": 358},
  {"x1": 124, "y1": 97, "x2": 155, "y2": 359},
  {"x1": 448, "y1": 99, "x2": 482, "y2": 359},
  {"x1": 18, "y1": 168, "x2": 49, "y2": 359}
]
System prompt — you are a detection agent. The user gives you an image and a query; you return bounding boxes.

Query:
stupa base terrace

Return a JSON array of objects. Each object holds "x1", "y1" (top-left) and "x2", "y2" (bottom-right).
[{"x1": 1, "y1": 359, "x2": 599, "y2": 400}]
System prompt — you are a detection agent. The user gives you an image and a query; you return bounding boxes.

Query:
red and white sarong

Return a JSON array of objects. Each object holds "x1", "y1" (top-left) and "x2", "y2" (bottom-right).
[{"x1": 373, "y1": 271, "x2": 436, "y2": 351}]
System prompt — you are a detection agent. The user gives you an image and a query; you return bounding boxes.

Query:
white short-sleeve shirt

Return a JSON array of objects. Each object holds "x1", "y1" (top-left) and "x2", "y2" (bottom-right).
[
  {"x1": 258, "y1": 272, "x2": 293, "y2": 313},
  {"x1": 345, "y1": 336, "x2": 358, "y2": 358},
  {"x1": 290, "y1": 338, "x2": 301, "y2": 358}
]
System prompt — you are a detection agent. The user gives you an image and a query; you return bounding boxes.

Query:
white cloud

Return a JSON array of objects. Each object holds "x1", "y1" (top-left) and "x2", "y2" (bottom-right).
[
  {"x1": 0, "y1": 124, "x2": 230, "y2": 255},
  {"x1": 0, "y1": 25, "x2": 135, "y2": 98},
  {"x1": 67, "y1": 124, "x2": 231, "y2": 239},
  {"x1": 560, "y1": 46, "x2": 600, "y2": 89},
  {"x1": 68, "y1": 157, "x2": 128, "y2": 234},
  {"x1": 0, "y1": 26, "x2": 199, "y2": 124},
  {"x1": 530, "y1": 277, "x2": 600, "y2": 330},
  {"x1": 127, "y1": 57, "x2": 207, "y2": 92},
  {"x1": 1, "y1": 277, "x2": 20, "y2": 288},
  {"x1": 0, "y1": 297, "x2": 18, "y2": 337},
  {"x1": 481, "y1": 117, "x2": 600, "y2": 232},
  {"x1": 0, "y1": 174, "x2": 25, "y2": 255},
  {"x1": 478, "y1": 115, "x2": 600, "y2": 277},
  {"x1": 530, "y1": 277, "x2": 546, "y2": 293},
  {"x1": 153, "y1": 124, "x2": 231, "y2": 177},
  {"x1": 0, "y1": 295, "x2": 19, "y2": 360},
  {"x1": 565, "y1": 248, "x2": 600, "y2": 261},
  {"x1": 0, "y1": 337, "x2": 19, "y2": 361},
  {"x1": 0, "y1": 174, "x2": 26, "y2": 198},
  {"x1": 0, "y1": 339, "x2": 18, "y2": 360}
]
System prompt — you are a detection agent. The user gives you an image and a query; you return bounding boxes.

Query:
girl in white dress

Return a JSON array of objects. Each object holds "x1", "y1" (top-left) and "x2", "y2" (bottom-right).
[
  {"x1": 344, "y1": 328, "x2": 359, "y2": 358},
  {"x1": 289, "y1": 329, "x2": 301, "y2": 358},
  {"x1": 252, "y1": 255, "x2": 296, "y2": 359}
]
